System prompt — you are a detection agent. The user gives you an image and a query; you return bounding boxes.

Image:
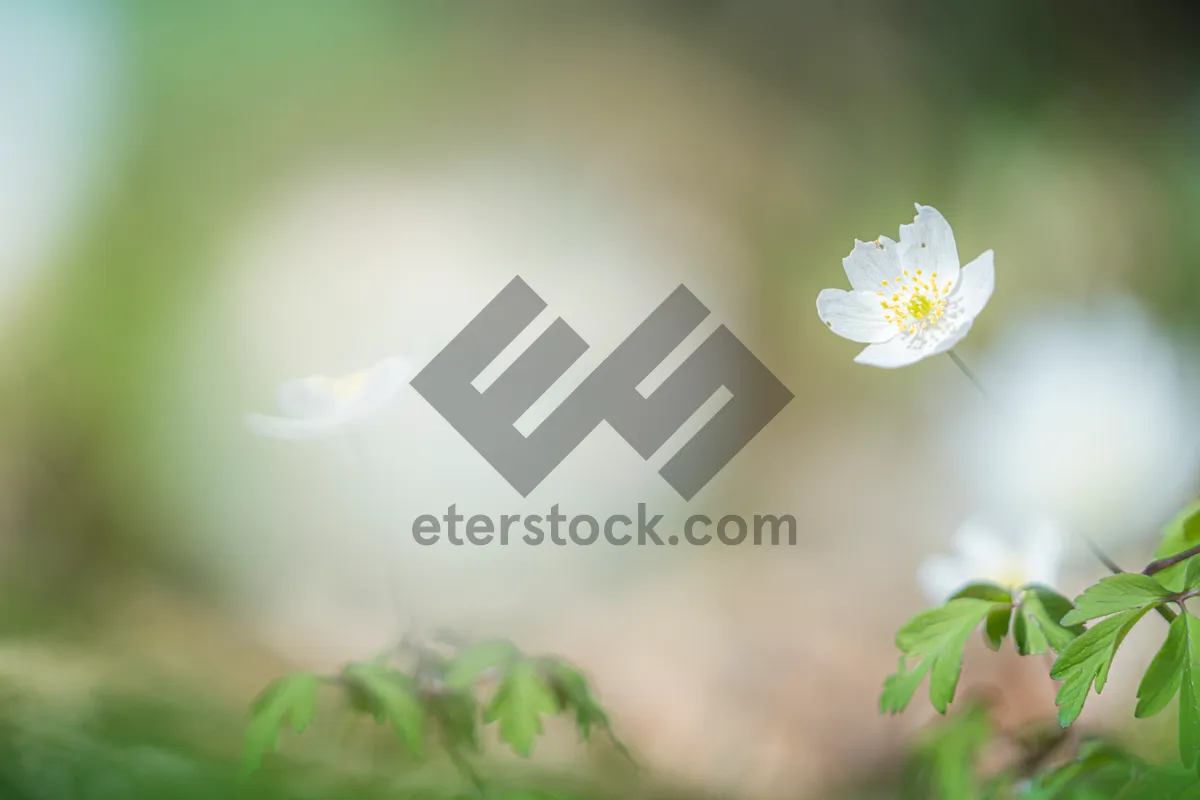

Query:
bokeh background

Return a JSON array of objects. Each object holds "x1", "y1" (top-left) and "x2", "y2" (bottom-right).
[{"x1": 4, "y1": 1, "x2": 1200, "y2": 798}]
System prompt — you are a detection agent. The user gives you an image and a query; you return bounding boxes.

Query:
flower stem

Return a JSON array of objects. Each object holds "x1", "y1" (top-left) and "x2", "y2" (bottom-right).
[
  {"x1": 947, "y1": 349, "x2": 989, "y2": 399},
  {"x1": 1081, "y1": 535, "x2": 1124, "y2": 576}
]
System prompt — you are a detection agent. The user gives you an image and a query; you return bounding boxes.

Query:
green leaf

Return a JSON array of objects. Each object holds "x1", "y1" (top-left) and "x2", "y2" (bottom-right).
[
  {"x1": 484, "y1": 660, "x2": 559, "y2": 756},
  {"x1": 1017, "y1": 586, "x2": 1086, "y2": 656},
  {"x1": 539, "y1": 658, "x2": 635, "y2": 764},
  {"x1": 1051, "y1": 606, "x2": 1156, "y2": 728},
  {"x1": 1152, "y1": 501, "x2": 1200, "y2": 593},
  {"x1": 951, "y1": 583, "x2": 1013, "y2": 603},
  {"x1": 891, "y1": 598, "x2": 997, "y2": 714},
  {"x1": 983, "y1": 605, "x2": 1013, "y2": 651},
  {"x1": 1135, "y1": 613, "x2": 1189, "y2": 720},
  {"x1": 1185, "y1": 558, "x2": 1200, "y2": 592},
  {"x1": 1060, "y1": 574, "x2": 1172, "y2": 627},
  {"x1": 341, "y1": 662, "x2": 426, "y2": 757},
  {"x1": 243, "y1": 673, "x2": 320, "y2": 775},
  {"x1": 445, "y1": 639, "x2": 521, "y2": 688},
  {"x1": 881, "y1": 656, "x2": 933, "y2": 715},
  {"x1": 541, "y1": 660, "x2": 608, "y2": 741},
  {"x1": 912, "y1": 703, "x2": 992, "y2": 800},
  {"x1": 1133, "y1": 612, "x2": 1200, "y2": 772},
  {"x1": 425, "y1": 690, "x2": 480, "y2": 752}
]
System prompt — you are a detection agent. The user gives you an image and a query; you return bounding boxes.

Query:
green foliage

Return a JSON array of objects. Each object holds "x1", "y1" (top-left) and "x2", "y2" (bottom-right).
[
  {"x1": 1051, "y1": 606, "x2": 1158, "y2": 728},
  {"x1": 1135, "y1": 612, "x2": 1200, "y2": 773},
  {"x1": 241, "y1": 635, "x2": 628, "y2": 793},
  {"x1": 341, "y1": 661, "x2": 427, "y2": 757},
  {"x1": 883, "y1": 584, "x2": 1084, "y2": 716},
  {"x1": 1153, "y1": 501, "x2": 1200, "y2": 592},
  {"x1": 884, "y1": 598, "x2": 997, "y2": 714},
  {"x1": 1059, "y1": 574, "x2": 1174, "y2": 627},
  {"x1": 444, "y1": 639, "x2": 520, "y2": 688},
  {"x1": 243, "y1": 673, "x2": 320, "y2": 775},
  {"x1": 909, "y1": 704, "x2": 993, "y2": 800},
  {"x1": 1015, "y1": 586, "x2": 1084, "y2": 656},
  {"x1": 483, "y1": 659, "x2": 560, "y2": 757},
  {"x1": 424, "y1": 690, "x2": 480, "y2": 753}
]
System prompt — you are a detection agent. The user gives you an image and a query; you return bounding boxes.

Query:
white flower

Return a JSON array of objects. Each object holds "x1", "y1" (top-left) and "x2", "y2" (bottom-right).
[
  {"x1": 918, "y1": 518, "x2": 1066, "y2": 604},
  {"x1": 243, "y1": 356, "x2": 414, "y2": 440},
  {"x1": 952, "y1": 299, "x2": 1200, "y2": 552},
  {"x1": 816, "y1": 204, "x2": 995, "y2": 368}
]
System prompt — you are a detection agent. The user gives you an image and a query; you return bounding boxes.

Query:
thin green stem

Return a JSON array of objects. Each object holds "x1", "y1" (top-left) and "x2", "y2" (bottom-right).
[
  {"x1": 947, "y1": 349, "x2": 989, "y2": 399},
  {"x1": 1081, "y1": 535, "x2": 1124, "y2": 576}
]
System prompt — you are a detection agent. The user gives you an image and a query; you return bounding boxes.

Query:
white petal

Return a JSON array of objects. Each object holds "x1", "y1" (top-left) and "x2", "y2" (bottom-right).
[
  {"x1": 898, "y1": 204, "x2": 959, "y2": 285},
  {"x1": 342, "y1": 357, "x2": 413, "y2": 419},
  {"x1": 277, "y1": 376, "x2": 340, "y2": 419},
  {"x1": 841, "y1": 236, "x2": 903, "y2": 292},
  {"x1": 853, "y1": 336, "x2": 929, "y2": 369},
  {"x1": 953, "y1": 521, "x2": 1009, "y2": 568},
  {"x1": 816, "y1": 289, "x2": 896, "y2": 343},
  {"x1": 243, "y1": 412, "x2": 343, "y2": 440},
  {"x1": 917, "y1": 555, "x2": 971, "y2": 604},
  {"x1": 953, "y1": 250, "x2": 994, "y2": 321},
  {"x1": 925, "y1": 317, "x2": 975, "y2": 357},
  {"x1": 1020, "y1": 519, "x2": 1067, "y2": 587}
]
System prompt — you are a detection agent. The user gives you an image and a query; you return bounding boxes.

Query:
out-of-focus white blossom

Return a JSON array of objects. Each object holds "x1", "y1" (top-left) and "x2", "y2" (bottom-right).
[
  {"x1": 954, "y1": 300, "x2": 1200, "y2": 552},
  {"x1": 817, "y1": 204, "x2": 994, "y2": 368},
  {"x1": 243, "y1": 356, "x2": 414, "y2": 440},
  {"x1": 919, "y1": 518, "x2": 1066, "y2": 604}
]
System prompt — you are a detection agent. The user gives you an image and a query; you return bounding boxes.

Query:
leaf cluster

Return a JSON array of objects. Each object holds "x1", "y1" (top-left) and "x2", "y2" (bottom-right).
[{"x1": 242, "y1": 636, "x2": 630, "y2": 780}]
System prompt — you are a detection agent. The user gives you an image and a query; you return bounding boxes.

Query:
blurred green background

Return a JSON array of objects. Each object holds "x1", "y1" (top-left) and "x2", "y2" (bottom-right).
[{"x1": 3, "y1": 1, "x2": 1200, "y2": 798}]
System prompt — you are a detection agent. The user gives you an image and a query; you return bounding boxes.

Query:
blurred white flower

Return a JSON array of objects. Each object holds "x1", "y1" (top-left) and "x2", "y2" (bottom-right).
[
  {"x1": 957, "y1": 300, "x2": 1200, "y2": 552},
  {"x1": 919, "y1": 518, "x2": 1066, "y2": 604},
  {"x1": 816, "y1": 204, "x2": 994, "y2": 368},
  {"x1": 243, "y1": 356, "x2": 413, "y2": 440}
]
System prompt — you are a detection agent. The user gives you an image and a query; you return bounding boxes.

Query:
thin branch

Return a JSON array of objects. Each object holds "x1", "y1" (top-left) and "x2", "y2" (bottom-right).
[
  {"x1": 1143, "y1": 542, "x2": 1200, "y2": 577},
  {"x1": 1081, "y1": 534, "x2": 1124, "y2": 575}
]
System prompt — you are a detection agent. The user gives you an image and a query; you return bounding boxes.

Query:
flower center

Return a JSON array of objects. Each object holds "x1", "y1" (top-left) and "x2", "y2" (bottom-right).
[
  {"x1": 993, "y1": 565, "x2": 1026, "y2": 592},
  {"x1": 877, "y1": 268, "x2": 954, "y2": 335},
  {"x1": 908, "y1": 294, "x2": 934, "y2": 319}
]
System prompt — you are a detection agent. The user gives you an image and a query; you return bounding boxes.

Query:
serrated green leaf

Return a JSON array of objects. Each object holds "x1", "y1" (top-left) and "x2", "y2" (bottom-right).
[
  {"x1": 881, "y1": 656, "x2": 932, "y2": 715},
  {"x1": 891, "y1": 598, "x2": 997, "y2": 715},
  {"x1": 243, "y1": 673, "x2": 320, "y2": 775},
  {"x1": 1051, "y1": 607, "x2": 1155, "y2": 728},
  {"x1": 1020, "y1": 586, "x2": 1086, "y2": 656},
  {"x1": 1184, "y1": 559, "x2": 1200, "y2": 592},
  {"x1": 445, "y1": 639, "x2": 521, "y2": 688},
  {"x1": 341, "y1": 662, "x2": 426, "y2": 757},
  {"x1": 984, "y1": 605, "x2": 1013, "y2": 651},
  {"x1": 1135, "y1": 613, "x2": 1189, "y2": 720},
  {"x1": 484, "y1": 660, "x2": 559, "y2": 757},
  {"x1": 1060, "y1": 575, "x2": 1172, "y2": 627}
]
